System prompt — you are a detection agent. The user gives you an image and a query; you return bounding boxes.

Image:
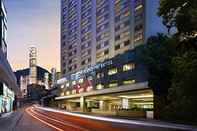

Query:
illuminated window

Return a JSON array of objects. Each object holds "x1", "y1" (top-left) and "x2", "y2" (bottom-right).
[
  {"x1": 123, "y1": 63, "x2": 135, "y2": 71},
  {"x1": 66, "y1": 91, "x2": 70, "y2": 95},
  {"x1": 96, "y1": 84, "x2": 104, "y2": 90},
  {"x1": 109, "y1": 82, "x2": 118, "y2": 87},
  {"x1": 66, "y1": 83, "x2": 70, "y2": 87},
  {"x1": 123, "y1": 80, "x2": 135, "y2": 85},
  {"x1": 72, "y1": 81, "x2": 76, "y2": 86},
  {"x1": 87, "y1": 86, "x2": 93, "y2": 92},
  {"x1": 124, "y1": 10, "x2": 130, "y2": 17},
  {"x1": 108, "y1": 68, "x2": 118, "y2": 75},
  {"x1": 61, "y1": 85, "x2": 64, "y2": 89},
  {"x1": 72, "y1": 90, "x2": 76, "y2": 94},
  {"x1": 79, "y1": 78, "x2": 84, "y2": 83},
  {"x1": 96, "y1": 72, "x2": 104, "y2": 78},
  {"x1": 60, "y1": 92, "x2": 65, "y2": 96},
  {"x1": 135, "y1": 4, "x2": 143, "y2": 11},
  {"x1": 79, "y1": 88, "x2": 84, "y2": 93}
]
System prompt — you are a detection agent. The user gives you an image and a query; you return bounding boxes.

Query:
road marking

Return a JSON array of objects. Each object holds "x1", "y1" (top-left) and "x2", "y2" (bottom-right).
[
  {"x1": 31, "y1": 108, "x2": 89, "y2": 131},
  {"x1": 26, "y1": 108, "x2": 64, "y2": 131},
  {"x1": 36, "y1": 106, "x2": 197, "y2": 131}
]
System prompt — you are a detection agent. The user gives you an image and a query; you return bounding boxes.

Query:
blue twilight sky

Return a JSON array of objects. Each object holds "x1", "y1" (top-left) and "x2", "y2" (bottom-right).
[{"x1": 5, "y1": 0, "x2": 60, "y2": 71}]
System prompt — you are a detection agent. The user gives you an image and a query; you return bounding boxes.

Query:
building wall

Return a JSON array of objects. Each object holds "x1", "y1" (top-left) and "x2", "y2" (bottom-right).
[
  {"x1": 61, "y1": 0, "x2": 166, "y2": 76},
  {"x1": 0, "y1": 0, "x2": 19, "y2": 113},
  {"x1": 59, "y1": 50, "x2": 148, "y2": 95}
]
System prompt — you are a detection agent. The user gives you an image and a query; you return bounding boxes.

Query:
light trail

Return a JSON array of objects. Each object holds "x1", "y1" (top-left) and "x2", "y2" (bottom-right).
[
  {"x1": 30, "y1": 108, "x2": 89, "y2": 131},
  {"x1": 25, "y1": 107, "x2": 64, "y2": 131},
  {"x1": 35, "y1": 105, "x2": 197, "y2": 131}
]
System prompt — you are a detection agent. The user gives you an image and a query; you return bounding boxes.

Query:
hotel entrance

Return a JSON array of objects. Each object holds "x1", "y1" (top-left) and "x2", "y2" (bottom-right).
[
  {"x1": 85, "y1": 89, "x2": 153, "y2": 116},
  {"x1": 57, "y1": 88, "x2": 153, "y2": 118}
]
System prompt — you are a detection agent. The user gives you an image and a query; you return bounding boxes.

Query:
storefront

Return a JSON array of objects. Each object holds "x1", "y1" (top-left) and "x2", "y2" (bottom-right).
[{"x1": 0, "y1": 82, "x2": 15, "y2": 113}]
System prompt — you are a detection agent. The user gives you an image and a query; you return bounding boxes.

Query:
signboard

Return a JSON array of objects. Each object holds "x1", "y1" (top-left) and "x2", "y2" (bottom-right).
[{"x1": 71, "y1": 60, "x2": 112, "y2": 80}]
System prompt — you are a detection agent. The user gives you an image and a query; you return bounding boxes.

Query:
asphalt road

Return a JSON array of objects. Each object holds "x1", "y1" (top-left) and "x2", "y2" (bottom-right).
[{"x1": 25, "y1": 106, "x2": 185, "y2": 131}]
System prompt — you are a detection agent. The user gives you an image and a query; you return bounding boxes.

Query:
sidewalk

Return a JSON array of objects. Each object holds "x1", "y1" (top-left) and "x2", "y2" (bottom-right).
[{"x1": 0, "y1": 111, "x2": 23, "y2": 131}]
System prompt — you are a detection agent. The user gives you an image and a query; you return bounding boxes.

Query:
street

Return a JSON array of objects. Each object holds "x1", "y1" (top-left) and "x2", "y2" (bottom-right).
[
  {"x1": 1, "y1": 106, "x2": 197, "y2": 131},
  {"x1": 23, "y1": 106, "x2": 190, "y2": 131}
]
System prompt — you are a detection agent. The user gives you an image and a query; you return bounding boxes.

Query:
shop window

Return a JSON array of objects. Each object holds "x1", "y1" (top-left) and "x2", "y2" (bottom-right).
[
  {"x1": 108, "y1": 68, "x2": 118, "y2": 75},
  {"x1": 123, "y1": 79, "x2": 135, "y2": 85},
  {"x1": 123, "y1": 63, "x2": 135, "y2": 71}
]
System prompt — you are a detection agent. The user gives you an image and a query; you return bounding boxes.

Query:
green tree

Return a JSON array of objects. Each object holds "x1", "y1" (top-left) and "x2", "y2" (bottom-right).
[
  {"x1": 136, "y1": 33, "x2": 176, "y2": 119},
  {"x1": 158, "y1": 0, "x2": 197, "y2": 37},
  {"x1": 158, "y1": 0, "x2": 197, "y2": 51},
  {"x1": 164, "y1": 51, "x2": 197, "y2": 124}
]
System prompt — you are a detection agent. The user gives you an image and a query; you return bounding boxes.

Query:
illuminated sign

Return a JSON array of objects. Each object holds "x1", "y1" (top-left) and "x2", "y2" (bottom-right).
[{"x1": 71, "y1": 60, "x2": 112, "y2": 80}]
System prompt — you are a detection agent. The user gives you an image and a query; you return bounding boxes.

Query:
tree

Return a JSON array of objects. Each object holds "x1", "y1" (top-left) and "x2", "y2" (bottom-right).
[
  {"x1": 136, "y1": 33, "x2": 176, "y2": 119},
  {"x1": 164, "y1": 51, "x2": 197, "y2": 124},
  {"x1": 158, "y1": 0, "x2": 197, "y2": 51}
]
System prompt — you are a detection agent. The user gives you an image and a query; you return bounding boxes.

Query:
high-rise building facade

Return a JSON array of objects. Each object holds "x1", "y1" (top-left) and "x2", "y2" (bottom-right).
[
  {"x1": 29, "y1": 47, "x2": 37, "y2": 84},
  {"x1": 0, "y1": 0, "x2": 19, "y2": 113},
  {"x1": 0, "y1": 0, "x2": 7, "y2": 57},
  {"x1": 61, "y1": 0, "x2": 166, "y2": 75}
]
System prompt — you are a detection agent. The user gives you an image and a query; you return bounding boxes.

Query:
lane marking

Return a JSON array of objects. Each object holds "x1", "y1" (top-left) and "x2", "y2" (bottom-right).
[
  {"x1": 31, "y1": 108, "x2": 89, "y2": 131},
  {"x1": 26, "y1": 108, "x2": 64, "y2": 131},
  {"x1": 36, "y1": 106, "x2": 197, "y2": 131}
]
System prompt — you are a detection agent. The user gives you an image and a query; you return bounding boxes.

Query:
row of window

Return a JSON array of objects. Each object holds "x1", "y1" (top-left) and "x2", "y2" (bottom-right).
[
  {"x1": 62, "y1": 78, "x2": 136, "y2": 96},
  {"x1": 96, "y1": 79, "x2": 135, "y2": 90},
  {"x1": 115, "y1": 39, "x2": 130, "y2": 50},
  {"x1": 108, "y1": 63, "x2": 135, "y2": 76}
]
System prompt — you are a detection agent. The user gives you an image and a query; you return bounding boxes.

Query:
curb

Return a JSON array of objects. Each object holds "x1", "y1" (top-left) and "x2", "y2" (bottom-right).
[{"x1": 11, "y1": 112, "x2": 23, "y2": 131}]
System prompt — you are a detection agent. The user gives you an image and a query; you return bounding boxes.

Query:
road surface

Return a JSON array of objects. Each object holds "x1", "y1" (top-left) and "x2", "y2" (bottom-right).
[{"x1": 24, "y1": 105, "x2": 194, "y2": 131}]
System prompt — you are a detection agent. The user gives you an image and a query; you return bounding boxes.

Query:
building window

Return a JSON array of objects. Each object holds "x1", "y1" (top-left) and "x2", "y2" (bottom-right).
[
  {"x1": 96, "y1": 84, "x2": 104, "y2": 90},
  {"x1": 123, "y1": 80, "x2": 136, "y2": 85},
  {"x1": 79, "y1": 78, "x2": 84, "y2": 83},
  {"x1": 66, "y1": 83, "x2": 70, "y2": 87},
  {"x1": 115, "y1": 44, "x2": 120, "y2": 50},
  {"x1": 108, "y1": 68, "x2": 118, "y2": 75},
  {"x1": 123, "y1": 63, "x2": 135, "y2": 71},
  {"x1": 96, "y1": 72, "x2": 104, "y2": 78},
  {"x1": 124, "y1": 40, "x2": 130, "y2": 46},
  {"x1": 72, "y1": 81, "x2": 76, "y2": 86},
  {"x1": 66, "y1": 91, "x2": 70, "y2": 95},
  {"x1": 72, "y1": 90, "x2": 76, "y2": 94},
  {"x1": 109, "y1": 82, "x2": 118, "y2": 87}
]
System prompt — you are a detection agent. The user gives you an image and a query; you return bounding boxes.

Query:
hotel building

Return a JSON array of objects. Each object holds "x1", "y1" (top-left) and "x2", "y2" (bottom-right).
[
  {"x1": 57, "y1": 0, "x2": 167, "y2": 117},
  {"x1": 61, "y1": 0, "x2": 166, "y2": 75}
]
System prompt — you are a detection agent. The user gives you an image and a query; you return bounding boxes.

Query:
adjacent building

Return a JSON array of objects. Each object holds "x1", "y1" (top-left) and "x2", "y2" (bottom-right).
[
  {"x1": 14, "y1": 47, "x2": 51, "y2": 98},
  {"x1": 0, "y1": 0, "x2": 20, "y2": 113},
  {"x1": 15, "y1": 66, "x2": 51, "y2": 97},
  {"x1": 61, "y1": 0, "x2": 166, "y2": 75}
]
